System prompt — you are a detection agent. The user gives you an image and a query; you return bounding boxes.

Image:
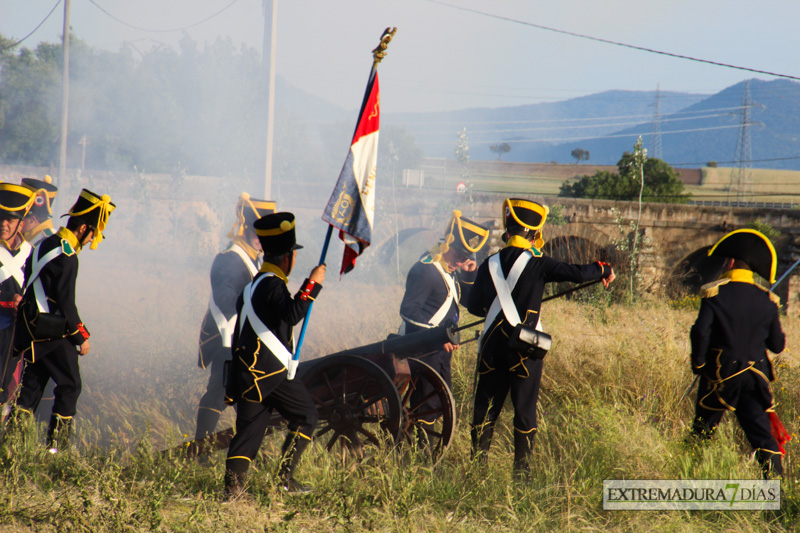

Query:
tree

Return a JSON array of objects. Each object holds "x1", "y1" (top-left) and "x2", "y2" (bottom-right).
[
  {"x1": 559, "y1": 151, "x2": 690, "y2": 204},
  {"x1": 571, "y1": 148, "x2": 590, "y2": 163},
  {"x1": 489, "y1": 142, "x2": 511, "y2": 160}
]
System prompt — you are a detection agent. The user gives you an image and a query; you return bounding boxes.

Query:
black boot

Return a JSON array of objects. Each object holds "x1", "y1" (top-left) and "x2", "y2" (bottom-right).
[
  {"x1": 278, "y1": 433, "x2": 312, "y2": 494},
  {"x1": 470, "y1": 423, "x2": 495, "y2": 465},
  {"x1": 224, "y1": 457, "x2": 249, "y2": 500},
  {"x1": 513, "y1": 430, "x2": 536, "y2": 483},
  {"x1": 46, "y1": 414, "x2": 72, "y2": 454},
  {"x1": 755, "y1": 450, "x2": 783, "y2": 479},
  {"x1": 194, "y1": 407, "x2": 221, "y2": 442}
]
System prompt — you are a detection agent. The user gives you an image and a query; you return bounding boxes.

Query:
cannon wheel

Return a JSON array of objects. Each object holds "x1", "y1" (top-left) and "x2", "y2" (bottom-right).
[
  {"x1": 301, "y1": 354, "x2": 402, "y2": 460},
  {"x1": 401, "y1": 358, "x2": 457, "y2": 465}
]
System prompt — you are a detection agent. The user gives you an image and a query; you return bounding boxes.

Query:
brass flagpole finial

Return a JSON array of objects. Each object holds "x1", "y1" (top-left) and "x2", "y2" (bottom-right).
[{"x1": 372, "y1": 27, "x2": 397, "y2": 66}]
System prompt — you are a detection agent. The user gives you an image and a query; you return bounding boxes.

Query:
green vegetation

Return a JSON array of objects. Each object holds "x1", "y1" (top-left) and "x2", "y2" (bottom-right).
[
  {"x1": 559, "y1": 153, "x2": 691, "y2": 204},
  {"x1": 1, "y1": 298, "x2": 799, "y2": 531}
]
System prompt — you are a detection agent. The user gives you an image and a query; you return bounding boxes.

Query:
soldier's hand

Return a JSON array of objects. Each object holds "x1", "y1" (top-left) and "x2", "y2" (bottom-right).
[
  {"x1": 78, "y1": 340, "x2": 91, "y2": 356},
  {"x1": 444, "y1": 342, "x2": 459, "y2": 353},
  {"x1": 603, "y1": 268, "x2": 616, "y2": 288},
  {"x1": 461, "y1": 259, "x2": 477, "y2": 272},
  {"x1": 310, "y1": 263, "x2": 326, "y2": 284},
  {"x1": 11, "y1": 294, "x2": 22, "y2": 314}
]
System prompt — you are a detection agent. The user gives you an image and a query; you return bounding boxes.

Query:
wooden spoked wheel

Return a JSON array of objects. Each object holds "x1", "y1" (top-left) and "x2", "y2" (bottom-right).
[
  {"x1": 400, "y1": 358, "x2": 457, "y2": 465},
  {"x1": 302, "y1": 354, "x2": 403, "y2": 460}
]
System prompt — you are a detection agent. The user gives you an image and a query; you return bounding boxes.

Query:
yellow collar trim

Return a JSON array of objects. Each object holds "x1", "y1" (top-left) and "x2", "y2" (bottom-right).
[
  {"x1": 259, "y1": 261, "x2": 288, "y2": 283},
  {"x1": 505, "y1": 235, "x2": 533, "y2": 250},
  {"x1": 57, "y1": 227, "x2": 82, "y2": 253},
  {"x1": 23, "y1": 219, "x2": 53, "y2": 242},
  {"x1": 232, "y1": 236, "x2": 260, "y2": 261},
  {"x1": 721, "y1": 269, "x2": 754, "y2": 284}
]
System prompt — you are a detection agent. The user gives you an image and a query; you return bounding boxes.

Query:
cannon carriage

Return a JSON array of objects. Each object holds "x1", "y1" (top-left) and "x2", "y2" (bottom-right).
[{"x1": 179, "y1": 323, "x2": 467, "y2": 464}]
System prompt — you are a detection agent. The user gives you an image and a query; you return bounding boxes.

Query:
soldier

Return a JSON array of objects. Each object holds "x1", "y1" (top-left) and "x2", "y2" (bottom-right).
[
  {"x1": 0, "y1": 184, "x2": 35, "y2": 408},
  {"x1": 223, "y1": 212, "x2": 325, "y2": 497},
  {"x1": 467, "y1": 198, "x2": 614, "y2": 480},
  {"x1": 20, "y1": 176, "x2": 58, "y2": 246},
  {"x1": 689, "y1": 229, "x2": 788, "y2": 478},
  {"x1": 399, "y1": 210, "x2": 490, "y2": 419},
  {"x1": 19, "y1": 176, "x2": 59, "y2": 422},
  {"x1": 194, "y1": 193, "x2": 276, "y2": 443},
  {"x1": 9, "y1": 189, "x2": 115, "y2": 452}
]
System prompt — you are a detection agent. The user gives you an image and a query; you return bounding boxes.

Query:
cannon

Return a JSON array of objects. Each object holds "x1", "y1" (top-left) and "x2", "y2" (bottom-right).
[{"x1": 172, "y1": 323, "x2": 468, "y2": 464}]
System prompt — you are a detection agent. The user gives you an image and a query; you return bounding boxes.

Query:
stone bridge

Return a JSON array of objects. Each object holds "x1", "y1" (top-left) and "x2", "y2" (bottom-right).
[{"x1": 372, "y1": 190, "x2": 800, "y2": 308}]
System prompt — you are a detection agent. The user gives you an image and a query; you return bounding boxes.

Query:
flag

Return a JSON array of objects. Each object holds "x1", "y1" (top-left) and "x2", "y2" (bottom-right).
[{"x1": 322, "y1": 65, "x2": 380, "y2": 275}]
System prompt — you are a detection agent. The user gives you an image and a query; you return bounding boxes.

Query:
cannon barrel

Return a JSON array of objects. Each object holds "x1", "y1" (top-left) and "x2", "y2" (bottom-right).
[{"x1": 327, "y1": 323, "x2": 459, "y2": 359}]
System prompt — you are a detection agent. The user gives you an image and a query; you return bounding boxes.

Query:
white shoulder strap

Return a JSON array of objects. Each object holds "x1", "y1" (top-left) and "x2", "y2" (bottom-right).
[
  {"x1": 25, "y1": 245, "x2": 64, "y2": 314},
  {"x1": 239, "y1": 273, "x2": 296, "y2": 379},
  {"x1": 0, "y1": 241, "x2": 32, "y2": 287},
  {"x1": 208, "y1": 245, "x2": 260, "y2": 347},
  {"x1": 481, "y1": 251, "x2": 532, "y2": 340},
  {"x1": 229, "y1": 243, "x2": 259, "y2": 277}
]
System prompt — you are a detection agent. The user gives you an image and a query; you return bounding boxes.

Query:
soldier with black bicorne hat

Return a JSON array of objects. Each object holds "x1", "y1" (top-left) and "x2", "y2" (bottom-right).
[
  {"x1": 7, "y1": 189, "x2": 115, "y2": 453},
  {"x1": 467, "y1": 198, "x2": 615, "y2": 481},
  {"x1": 689, "y1": 229, "x2": 788, "y2": 478},
  {"x1": 223, "y1": 212, "x2": 325, "y2": 498},
  {"x1": 0, "y1": 183, "x2": 36, "y2": 407},
  {"x1": 398, "y1": 209, "x2": 490, "y2": 428},
  {"x1": 20, "y1": 175, "x2": 58, "y2": 246},
  {"x1": 193, "y1": 193, "x2": 276, "y2": 444}
]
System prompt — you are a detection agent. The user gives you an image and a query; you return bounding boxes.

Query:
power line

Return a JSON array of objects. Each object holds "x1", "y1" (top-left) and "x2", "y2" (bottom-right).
[
  {"x1": 0, "y1": 0, "x2": 62, "y2": 51},
  {"x1": 423, "y1": 124, "x2": 743, "y2": 145},
  {"x1": 400, "y1": 106, "x2": 749, "y2": 127},
  {"x1": 411, "y1": 112, "x2": 737, "y2": 136},
  {"x1": 671, "y1": 156, "x2": 800, "y2": 167},
  {"x1": 426, "y1": 0, "x2": 800, "y2": 82},
  {"x1": 87, "y1": 0, "x2": 242, "y2": 33}
]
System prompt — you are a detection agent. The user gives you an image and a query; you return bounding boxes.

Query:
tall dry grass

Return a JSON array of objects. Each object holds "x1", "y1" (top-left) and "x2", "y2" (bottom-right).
[{"x1": 1, "y1": 291, "x2": 799, "y2": 531}]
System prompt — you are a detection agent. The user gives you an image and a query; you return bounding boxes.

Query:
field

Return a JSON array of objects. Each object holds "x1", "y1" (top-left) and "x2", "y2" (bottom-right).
[{"x1": 1, "y1": 225, "x2": 800, "y2": 532}]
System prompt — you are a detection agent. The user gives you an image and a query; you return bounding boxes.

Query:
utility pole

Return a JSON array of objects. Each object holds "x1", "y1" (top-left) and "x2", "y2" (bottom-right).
[
  {"x1": 58, "y1": 0, "x2": 71, "y2": 194},
  {"x1": 649, "y1": 84, "x2": 663, "y2": 160},
  {"x1": 728, "y1": 81, "x2": 762, "y2": 206},
  {"x1": 79, "y1": 135, "x2": 88, "y2": 172},
  {"x1": 262, "y1": 0, "x2": 278, "y2": 200}
]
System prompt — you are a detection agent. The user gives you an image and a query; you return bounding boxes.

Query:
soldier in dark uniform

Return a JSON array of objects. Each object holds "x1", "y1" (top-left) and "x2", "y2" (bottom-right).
[
  {"x1": 224, "y1": 212, "x2": 325, "y2": 497},
  {"x1": 689, "y1": 229, "x2": 787, "y2": 478},
  {"x1": 467, "y1": 198, "x2": 614, "y2": 479},
  {"x1": 9, "y1": 189, "x2": 115, "y2": 452},
  {"x1": 20, "y1": 176, "x2": 58, "y2": 246},
  {"x1": 194, "y1": 193, "x2": 276, "y2": 443},
  {"x1": 399, "y1": 210, "x2": 490, "y2": 413},
  {"x1": 0, "y1": 184, "x2": 36, "y2": 409},
  {"x1": 19, "y1": 176, "x2": 59, "y2": 422}
]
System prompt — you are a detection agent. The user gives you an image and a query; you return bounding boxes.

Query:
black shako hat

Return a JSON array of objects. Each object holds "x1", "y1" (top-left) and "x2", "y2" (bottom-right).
[
  {"x1": 708, "y1": 229, "x2": 777, "y2": 284},
  {"x1": 445, "y1": 210, "x2": 490, "y2": 260},
  {"x1": 254, "y1": 212, "x2": 304, "y2": 255},
  {"x1": 0, "y1": 183, "x2": 35, "y2": 220},
  {"x1": 503, "y1": 198, "x2": 549, "y2": 231},
  {"x1": 67, "y1": 189, "x2": 116, "y2": 250},
  {"x1": 21, "y1": 175, "x2": 58, "y2": 219}
]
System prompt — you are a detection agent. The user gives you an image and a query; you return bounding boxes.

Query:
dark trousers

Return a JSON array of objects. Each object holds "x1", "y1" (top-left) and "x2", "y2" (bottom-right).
[
  {"x1": 411, "y1": 349, "x2": 451, "y2": 422},
  {"x1": 16, "y1": 339, "x2": 82, "y2": 419},
  {"x1": 195, "y1": 353, "x2": 229, "y2": 440},
  {"x1": 692, "y1": 371, "x2": 779, "y2": 453},
  {"x1": 472, "y1": 352, "x2": 543, "y2": 472},
  {"x1": 227, "y1": 378, "x2": 318, "y2": 463},
  {"x1": 0, "y1": 326, "x2": 20, "y2": 404}
]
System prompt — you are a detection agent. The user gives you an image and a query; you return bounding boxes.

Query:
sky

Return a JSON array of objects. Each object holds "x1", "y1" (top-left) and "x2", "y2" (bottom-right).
[{"x1": 2, "y1": 0, "x2": 799, "y2": 114}]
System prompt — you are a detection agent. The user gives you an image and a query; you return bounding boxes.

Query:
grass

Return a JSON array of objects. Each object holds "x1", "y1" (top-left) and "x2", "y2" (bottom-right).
[{"x1": 1, "y1": 293, "x2": 800, "y2": 531}]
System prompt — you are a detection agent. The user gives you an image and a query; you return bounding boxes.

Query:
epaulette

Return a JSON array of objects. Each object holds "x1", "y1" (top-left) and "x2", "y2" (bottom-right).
[
  {"x1": 420, "y1": 253, "x2": 434, "y2": 264},
  {"x1": 61, "y1": 238, "x2": 76, "y2": 256},
  {"x1": 699, "y1": 278, "x2": 730, "y2": 298},
  {"x1": 754, "y1": 284, "x2": 781, "y2": 306}
]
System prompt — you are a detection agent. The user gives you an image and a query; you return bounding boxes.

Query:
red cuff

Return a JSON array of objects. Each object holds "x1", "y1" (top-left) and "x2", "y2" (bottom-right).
[
  {"x1": 596, "y1": 261, "x2": 612, "y2": 277},
  {"x1": 0, "y1": 301, "x2": 15, "y2": 309},
  {"x1": 77, "y1": 323, "x2": 90, "y2": 341},
  {"x1": 298, "y1": 279, "x2": 322, "y2": 301}
]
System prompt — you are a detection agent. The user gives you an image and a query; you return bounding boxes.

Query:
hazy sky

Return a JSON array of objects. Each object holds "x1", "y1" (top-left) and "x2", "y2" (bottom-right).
[{"x1": 2, "y1": 0, "x2": 799, "y2": 113}]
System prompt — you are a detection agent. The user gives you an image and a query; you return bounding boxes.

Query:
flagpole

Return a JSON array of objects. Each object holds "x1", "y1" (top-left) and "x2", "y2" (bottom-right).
[
  {"x1": 291, "y1": 28, "x2": 397, "y2": 366},
  {"x1": 293, "y1": 225, "x2": 333, "y2": 357}
]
